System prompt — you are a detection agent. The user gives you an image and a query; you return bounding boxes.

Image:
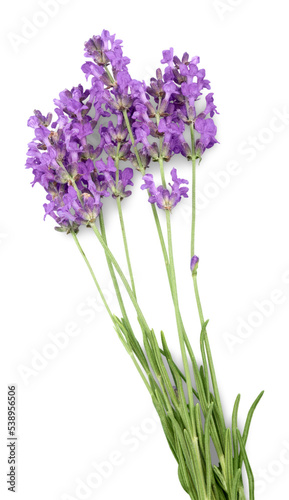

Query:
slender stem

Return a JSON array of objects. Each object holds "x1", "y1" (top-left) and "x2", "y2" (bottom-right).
[
  {"x1": 189, "y1": 124, "x2": 196, "y2": 259},
  {"x1": 189, "y1": 121, "x2": 227, "y2": 460},
  {"x1": 104, "y1": 65, "x2": 171, "y2": 290},
  {"x1": 151, "y1": 204, "x2": 170, "y2": 269},
  {"x1": 158, "y1": 149, "x2": 200, "y2": 419},
  {"x1": 104, "y1": 66, "x2": 115, "y2": 84},
  {"x1": 122, "y1": 99, "x2": 197, "y2": 405},
  {"x1": 193, "y1": 271, "x2": 226, "y2": 432},
  {"x1": 192, "y1": 272, "x2": 205, "y2": 324},
  {"x1": 71, "y1": 230, "x2": 114, "y2": 322},
  {"x1": 121, "y1": 108, "x2": 172, "y2": 287},
  {"x1": 90, "y1": 222, "x2": 151, "y2": 334},
  {"x1": 116, "y1": 197, "x2": 137, "y2": 297},
  {"x1": 165, "y1": 209, "x2": 195, "y2": 431},
  {"x1": 124, "y1": 95, "x2": 226, "y2": 479},
  {"x1": 164, "y1": 214, "x2": 215, "y2": 499},
  {"x1": 72, "y1": 229, "x2": 152, "y2": 396},
  {"x1": 122, "y1": 102, "x2": 222, "y2": 487},
  {"x1": 122, "y1": 109, "x2": 144, "y2": 171},
  {"x1": 99, "y1": 210, "x2": 131, "y2": 326},
  {"x1": 191, "y1": 158, "x2": 196, "y2": 258},
  {"x1": 158, "y1": 138, "x2": 166, "y2": 188},
  {"x1": 114, "y1": 143, "x2": 137, "y2": 297}
]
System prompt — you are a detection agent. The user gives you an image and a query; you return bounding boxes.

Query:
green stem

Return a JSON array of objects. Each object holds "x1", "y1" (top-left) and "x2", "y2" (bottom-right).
[
  {"x1": 99, "y1": 210, "x2": 131, "y2": 326},
  {"x1": 158, "y1": 148, "x2": 201, "y2": 420},
  {"x1": 164, "y1": 215, "x2": 211, "y2": 499},
  {"x1": 104, "y1": 65, "x2": 170, "y2": 292},
  {"x1": 122, "y1": 101, "x2": 222, "y2": 491},
  {"x1": 192, "y1": 271, "x2": 205, "y2": 324},
  {"x1": 192, "y1": 257, "x2": 226, "y2": 437},
  {"x1": 189, "y1": 123, "x2": 226, "y2": 436},
  {"x1": 189, "y1": 124, "x2": 196, "y2": 259},
  {"x1": 116, "y1": 197, "x2": 136, "y2": 297},
  {"x1": 121, "y1": 108, "x2": 172, "y2": 288},
  {"x1": 151, "y1": 204, "x2": 170, "y2": 268},
  {"x1": 72, "y1": 229, "x2": 152, "y2": 396},
  {"x1": 165, "y1": 209, "x2": 195, "y2": 430},
  {"x1": 90, "y1": 222, "x2": 150, "y2": 334},
  {"x1": 122, "y1": 109, "x2": 144, "y2": 171},
  {"x1": 114, "y1": 143, "x2": 137, "y2": 297},
  {"x1": 71, "y1": 230, "x2": 114, "y2": 322},
  {"x1": 104, "y1": 66, "x2": 115, "y2": 85}
]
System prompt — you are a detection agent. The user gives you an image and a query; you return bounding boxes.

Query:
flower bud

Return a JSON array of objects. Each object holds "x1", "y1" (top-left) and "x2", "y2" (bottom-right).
[{"x1": 190, "y1": 255, "x2": 199, "y2": 273}]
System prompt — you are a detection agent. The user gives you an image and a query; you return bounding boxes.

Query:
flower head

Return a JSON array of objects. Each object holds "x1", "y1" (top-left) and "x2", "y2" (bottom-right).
[
  {"x1": 195, "y1": 117, "x2": 218, "y2": 154},
  {"x1": 104, "y1": 166, "x2": 134, "y2": 200},
  {"x1": 26, "y1": 85, "x2": 110, "y2": 231},
  {"x1": 141, "y1": 168, "x2": 188, "y2": 211}
]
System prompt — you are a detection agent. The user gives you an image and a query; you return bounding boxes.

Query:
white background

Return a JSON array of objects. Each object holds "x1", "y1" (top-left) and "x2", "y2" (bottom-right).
[{"x1": 1, "y1": 0, "x2": 289, "y2": 499}]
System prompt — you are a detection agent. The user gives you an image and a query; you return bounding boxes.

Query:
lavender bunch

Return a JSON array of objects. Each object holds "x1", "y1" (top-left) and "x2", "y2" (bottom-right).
[{"x1": 26, "y1": 30, "x2": 263, "y2": 500}]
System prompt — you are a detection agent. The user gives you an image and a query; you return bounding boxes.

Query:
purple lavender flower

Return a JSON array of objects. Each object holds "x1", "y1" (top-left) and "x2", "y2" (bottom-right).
[
  {"x1": 27, "y1": 110, "x2": 52, "y2": 129},
  {"x1": 82, "y1": 30, "x2": 131, "y2": 102},
  {"x1": 84, "y1": 31, "x2": 129, "y2": 71},
  {"x1": 141, "y1": 168, "x2": 188, "y2": 211},
  {"x1": 195, "y1": 117, "x2": 218, "y2": 154},
  {"x1": 26, "y1": 83, "x2": 108, "y2": 230},
  {"x1": 99, "y1": 120, "x2": 131, "y2": 160},
  {"x1": 27, "y1": 32, "x2": 219, "y2": 232},
  {"x1": 157, "y1": 48, "x2": 219, "y2": 157},
  {"x1": 203, "y1": 93, "x2": 219, "y2": 118},
  {"x1": 103, "y1": 164, "x2": 134, "y2": 200},
  {"x1": 161, "y1": 48, "x2": 174, "y2": 67}
]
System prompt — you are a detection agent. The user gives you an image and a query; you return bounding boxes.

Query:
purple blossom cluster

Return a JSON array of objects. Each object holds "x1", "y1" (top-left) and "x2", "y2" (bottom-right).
[
  {"x1": 26, "y1": 88, "x2": 133, "y2": 231},
  {"x1": 131, "y1": 48, "x2": 219, "y2": 162},
  {"x1": 81, "y1": 31, "x2": 219, "y2": 212},
  {"x1": 26, "y1": 30, "x2": 219, "y2": 227},
  {"x1": 141, "y1": 169, "x2": 189, "y2": 211}
]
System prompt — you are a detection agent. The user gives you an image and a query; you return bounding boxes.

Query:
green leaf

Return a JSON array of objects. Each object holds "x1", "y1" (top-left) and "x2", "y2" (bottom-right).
[
  {"x1": 204, "y1": 402, "x2": 214, "y2": 500},
  {"x1": 232, "y1": 394, "x2": 241, "y2": 474},
  {"x1": 195, "y1": 403, "x2": 205, "y2": 458},
  {"x1": 184, "y1": 429, "x2": 207, "y2": 500},
  {"x1": 176, "y1": 436, "x2": 197, "y2": 498},
  {"x1": 148, "y1": 374, "x2": 166, "y2": 410},
  {"x1": 113, "y1": 323, "x2": 132, "y2": 354},
  {"x1": 151, "y1": 394, "x2": 178, "y2": 461},
  {"x1": 160, "y1": 330, "x2": 178, "y2": 386},
  {"x1": 243, "y1": 391, "x2": 264, "y2": 448},
  {"x1": 232, "y1": 468, "x2": 242, "y2": 500},
  {"x1": 201, "y1": 320, "x2": 227, "y2": 440},
  {"x1": 171, "y1": 420, "x2": 197, "y2": 487},
  {"x1": 119, "y1": 316, "x2": 150, "y2": 371},
  {"x1": 200, "y1": 326, "x2": 210, "y2": 402},
  {"x1": 143, "y1": 330, "x2": 161, "y2": 377},
  {"x1": 225, "y1": 428, "x2": 233, "y2": 498},
  {"x1": 148, "y1": 330, "x2": 179, "y2": 408},
  {"x1": 213, "y1": 466, "x2": 227, "y2": 493},
  {"x1": 237, "y1": 429, "x2": 254, "y2": 500},
  {"x1": 171, "y1": 361, "x2": 194, "y2": 435}
]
